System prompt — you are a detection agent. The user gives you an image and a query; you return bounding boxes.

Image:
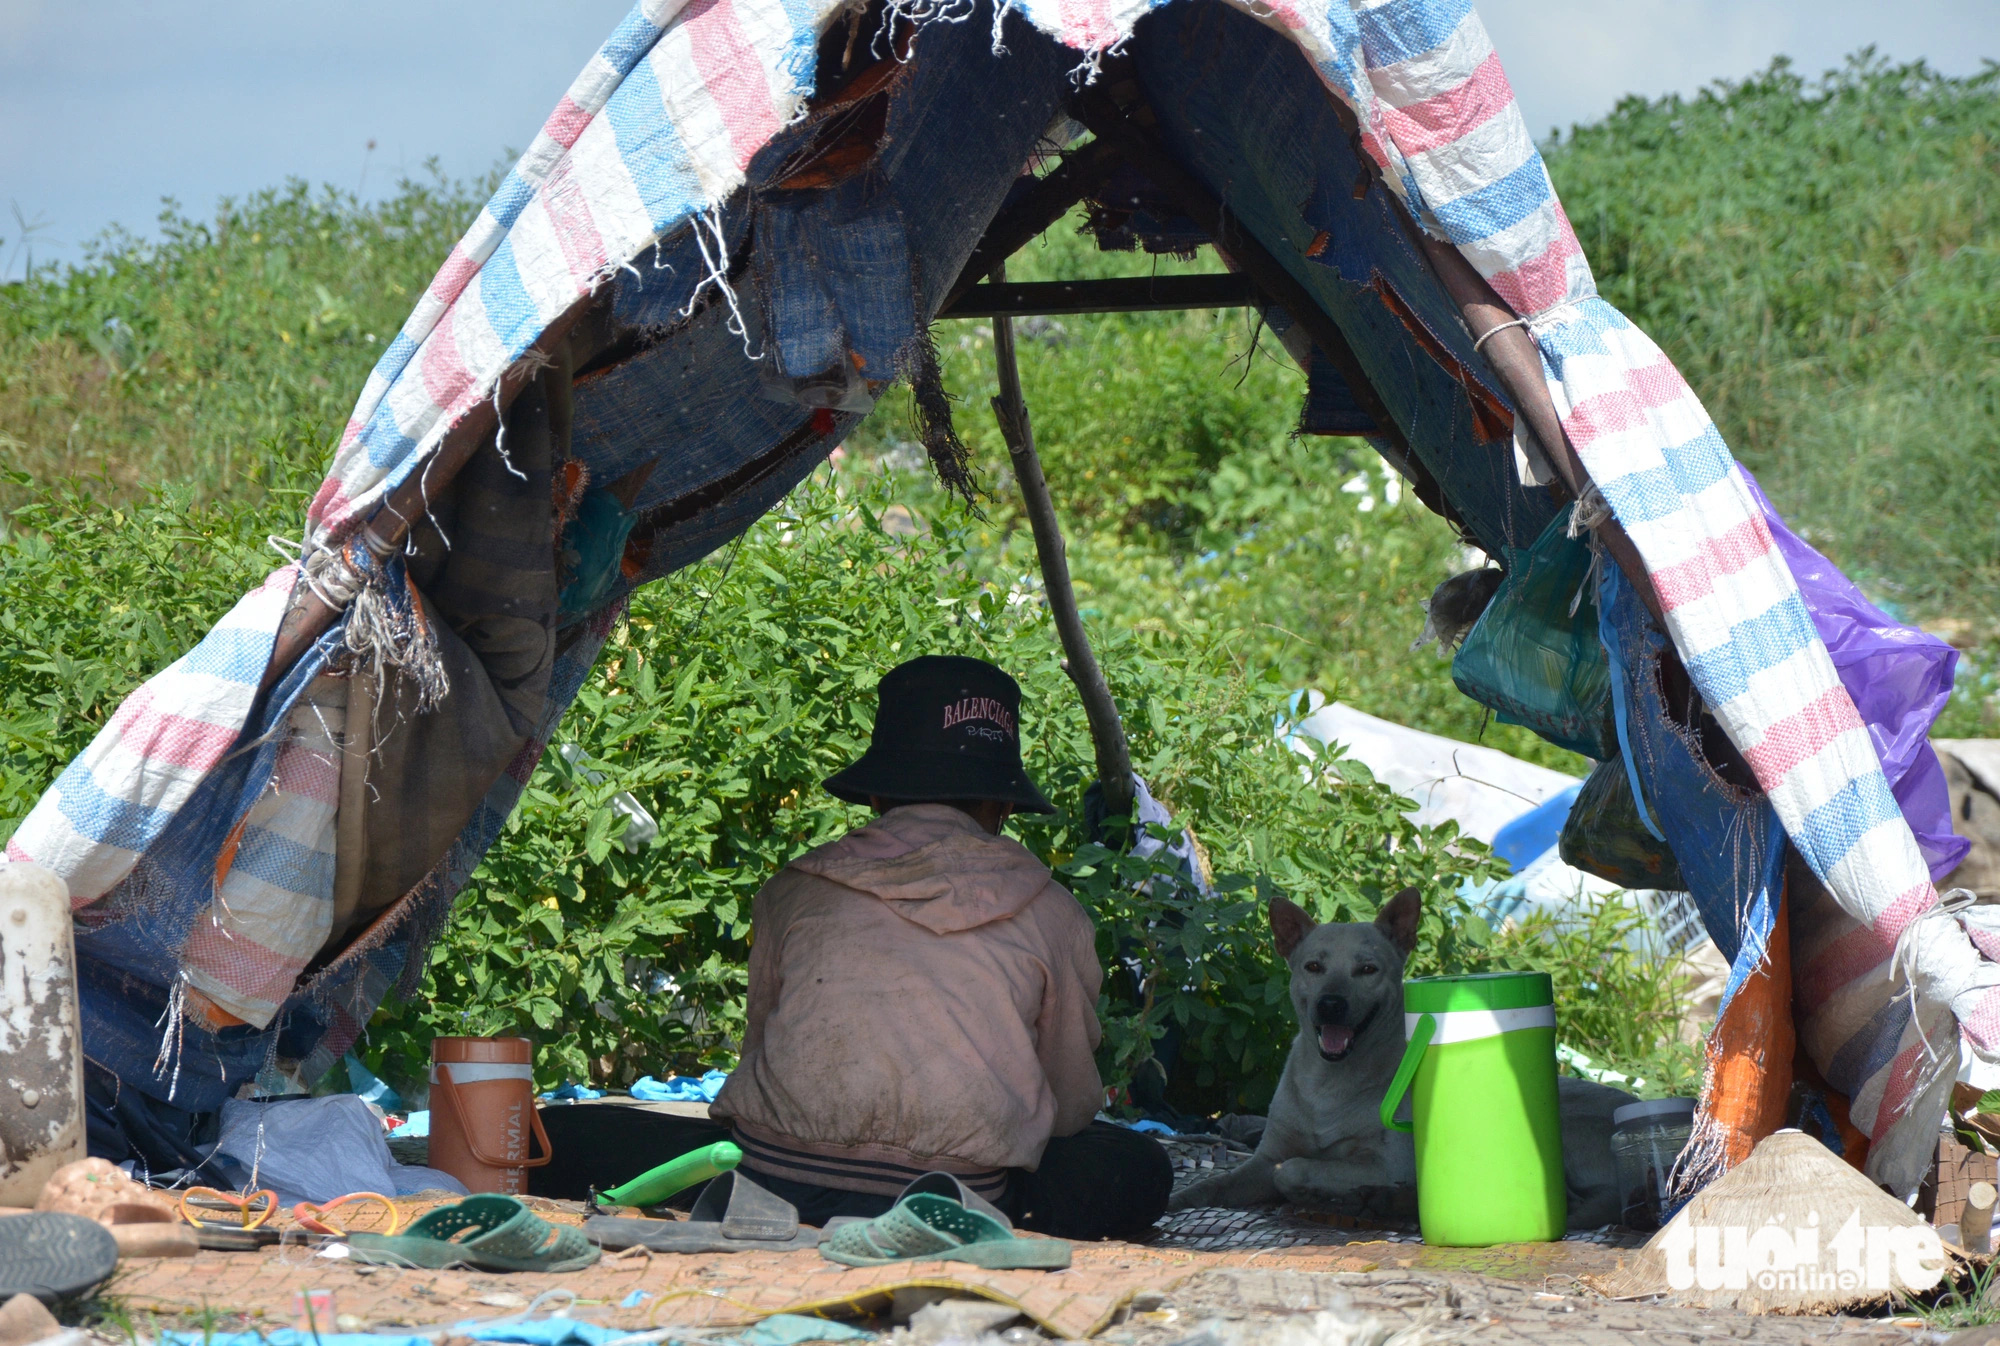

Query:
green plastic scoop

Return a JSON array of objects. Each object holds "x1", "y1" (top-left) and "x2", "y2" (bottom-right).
[{"x1": 600, "y1": 1140, "x2": 743, "y2": 1207}]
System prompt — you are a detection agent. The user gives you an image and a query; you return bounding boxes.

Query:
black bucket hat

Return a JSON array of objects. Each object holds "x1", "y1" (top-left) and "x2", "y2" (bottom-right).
[{"x1": 824, "y1": 655, "x2": 1056, "y2": 814}]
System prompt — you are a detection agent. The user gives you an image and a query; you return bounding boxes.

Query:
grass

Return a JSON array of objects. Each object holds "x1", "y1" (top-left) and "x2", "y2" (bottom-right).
[
  {"x1": 1899, "y1": 1259, "x2": 2000, "y2": 1330},
  {"x1": 1548, "y1": 53, "x2": 2000, "y2": 635},
  {"x1": 0, "y1": 169, "x2": 482, "y2": 506}
]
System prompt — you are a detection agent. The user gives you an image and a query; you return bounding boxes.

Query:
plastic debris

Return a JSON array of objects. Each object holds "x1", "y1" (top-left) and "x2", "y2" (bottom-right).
[{"x1": 630, "y1": 1070, "x2": 729, "y2": 1103}]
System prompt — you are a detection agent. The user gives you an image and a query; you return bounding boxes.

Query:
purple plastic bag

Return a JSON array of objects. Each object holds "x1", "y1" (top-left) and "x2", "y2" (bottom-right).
[{"x1": 1742, "y1": 470, "x2": 1968, "y2": 881}]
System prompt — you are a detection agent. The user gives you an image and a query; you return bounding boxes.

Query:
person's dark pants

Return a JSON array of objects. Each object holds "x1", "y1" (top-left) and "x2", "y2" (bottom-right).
[{"x1": 532, "y1": 1108, "x2": 1171, "y2": 1242}]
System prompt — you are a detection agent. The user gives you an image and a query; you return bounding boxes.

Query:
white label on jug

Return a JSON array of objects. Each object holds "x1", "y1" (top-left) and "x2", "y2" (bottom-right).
[
  {"x1": 1405, "y1": 1005, "x2": 1555, "y2": 1044},
  {"x1": 430, "y1": 1062, "x2": 535, "y2": 1084}
]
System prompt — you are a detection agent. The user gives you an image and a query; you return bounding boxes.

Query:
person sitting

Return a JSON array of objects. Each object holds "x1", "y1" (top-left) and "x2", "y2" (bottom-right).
[{"x1": 708, "y1": 654, "x2": 1171, "y2": 1240}]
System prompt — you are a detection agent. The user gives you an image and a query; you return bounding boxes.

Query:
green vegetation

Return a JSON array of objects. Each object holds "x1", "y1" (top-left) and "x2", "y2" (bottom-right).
[
  {"x1": 3, "y1": 52, "x2": 1991, "y2": 1106},
  {"x1": 361, "y1": 473, "x2": 1506, "y2": 1108},
  {"x1": 1547, "y1": 53, "x2": 2000, "y2": 639}
]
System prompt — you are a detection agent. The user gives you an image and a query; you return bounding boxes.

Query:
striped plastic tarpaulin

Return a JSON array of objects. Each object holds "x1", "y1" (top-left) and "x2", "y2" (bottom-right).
[
  {"x1": 7, "y1": 0, "x2": 1987, "y2": 1184},
  {"x1": 1335, "y1": 0, "x2": 1995, "y2": 1187}
]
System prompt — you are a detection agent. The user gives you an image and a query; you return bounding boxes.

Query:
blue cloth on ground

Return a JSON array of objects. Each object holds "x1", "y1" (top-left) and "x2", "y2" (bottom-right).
[
  {"x1": 729, "y1": 1316, "x2": 875, "y2": 1346},
  {"x1": 164, "y1": 1313, "x2": 876, "y2": 1346},
  {"x1": 630, "y1": 1069, "x2": 729, "y2": 1102},
  {"x1": 390, "y1": 1109, "x2": 430, "y2": 1138},
  {"x1": 456, "y1": 1318, "x2": 628, "y2": 1346},
  {"x1": 541, "y1": 1082, "x2": 607, "y2": 1101}
]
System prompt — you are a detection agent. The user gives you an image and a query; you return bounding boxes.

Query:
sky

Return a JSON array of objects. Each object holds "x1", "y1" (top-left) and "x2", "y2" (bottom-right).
[{"x1": 2, "y1": 0, "x2": 1995, "y2": 282}]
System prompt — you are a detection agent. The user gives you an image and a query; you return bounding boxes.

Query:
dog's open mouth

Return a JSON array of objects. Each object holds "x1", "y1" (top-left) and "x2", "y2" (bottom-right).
[{"x1": 1315, "y1": 1007, "x2": 1376, "y2": 1062}]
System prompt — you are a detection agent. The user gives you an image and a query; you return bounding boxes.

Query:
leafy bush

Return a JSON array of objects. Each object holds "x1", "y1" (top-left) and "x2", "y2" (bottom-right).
[
  {"x1": 358, "y1": 468, "x2": 1504, "y2": 1111},
  {"x1": 0, "y1": 442, "x2": 318, "y2": 826},
  {"x1": 1487, "y1": 901, "x2": 1705, "y2": 1099}
]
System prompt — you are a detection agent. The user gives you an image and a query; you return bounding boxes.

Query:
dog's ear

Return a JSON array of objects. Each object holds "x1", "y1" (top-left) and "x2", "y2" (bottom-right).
[
  {"x1": 1269, "y1": 895, "x2": 1316, "y2": 961},
  {"x1": 1374, "y1": 886, "x2": 1422, "y2": 959}
]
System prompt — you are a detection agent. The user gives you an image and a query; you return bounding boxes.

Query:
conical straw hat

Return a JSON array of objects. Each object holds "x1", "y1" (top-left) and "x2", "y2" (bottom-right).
[{"x1": 1601, "y1": 1129, "x2": 1955, "y2": 1314}]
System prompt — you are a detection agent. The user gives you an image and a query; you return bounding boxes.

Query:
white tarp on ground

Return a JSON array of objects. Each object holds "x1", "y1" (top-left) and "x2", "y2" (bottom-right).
[
  {"x1": 1282, "y1": 695, "x2": 1706, "y2": 949},
  {"x1": 1283, "y1": 694, "x2": 1577, "y2": 845}
]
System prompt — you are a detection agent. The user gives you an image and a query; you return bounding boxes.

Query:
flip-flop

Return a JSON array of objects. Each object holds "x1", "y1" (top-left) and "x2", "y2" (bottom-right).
[
  {"x1": 347, "y1": 1195, "x2": 598, "y2": 1272},
  {"x1": 818, "y1": 1174, "x2": 1069, "y2": 1270},
  {"x1": 584, "y1": 1170, "x2": 820, "y2": 1253},
  {"x1": 0, "y1": 1212, "x2": 120, "y2": 1302}
]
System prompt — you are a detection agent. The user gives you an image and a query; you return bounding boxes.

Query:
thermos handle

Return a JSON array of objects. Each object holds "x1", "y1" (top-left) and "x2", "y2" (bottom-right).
[
  {"x1": 1381, "y1": 1012, "x2": 1435, "y2": 1134},
  {"x1": 432, "y1": 1069, "x2": 555, "y2": 1169}
]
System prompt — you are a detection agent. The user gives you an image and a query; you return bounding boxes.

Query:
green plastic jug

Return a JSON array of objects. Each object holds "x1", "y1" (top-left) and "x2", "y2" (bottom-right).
[{"x1": 1381, "y1": 971, "x2": 1564, "y2": 1246}]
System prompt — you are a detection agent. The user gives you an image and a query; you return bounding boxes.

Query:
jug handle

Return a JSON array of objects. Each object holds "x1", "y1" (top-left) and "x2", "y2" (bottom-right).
[
  {"x1": 1381, "y1": 1012, "x2": 1435, "y2": 1134},
  {"x1": 432, "y1": 1071, "x2": 556, "y2": 1169}
]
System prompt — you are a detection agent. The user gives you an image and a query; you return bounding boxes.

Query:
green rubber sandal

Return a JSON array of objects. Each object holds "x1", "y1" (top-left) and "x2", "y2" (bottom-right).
[
  {"x1": 348, "y1": 1195, "x2": 599, "y2": 1272},
  {"x1": 819, "y1": 1192, "x2": 1069, "y2": 1270}
]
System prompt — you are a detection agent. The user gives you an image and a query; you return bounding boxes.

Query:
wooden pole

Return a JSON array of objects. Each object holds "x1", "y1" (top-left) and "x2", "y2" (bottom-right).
[
  {"x1": 1405, "y1": 230, "x2": 1668, "y2": 625},
  {"x1": 987, "y1": 267, "x2": 1136, "y2": 821}
]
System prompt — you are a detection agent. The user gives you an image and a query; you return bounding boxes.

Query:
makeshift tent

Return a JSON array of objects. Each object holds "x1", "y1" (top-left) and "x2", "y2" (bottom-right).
[{"x1": 4, "y1": 0, "x2": 1984, "y2": 1193}]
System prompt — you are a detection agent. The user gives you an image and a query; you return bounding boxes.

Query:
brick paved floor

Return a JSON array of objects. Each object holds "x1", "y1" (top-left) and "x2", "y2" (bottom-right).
[{"x1": 103, "y1": 1193, "x2": 1926, "y2": 1343}]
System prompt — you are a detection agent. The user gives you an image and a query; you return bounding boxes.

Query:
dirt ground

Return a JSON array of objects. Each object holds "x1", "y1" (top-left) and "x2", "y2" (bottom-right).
[{"x1": 95, "y1": 1193, "x2": 1940, "y2": 1346}]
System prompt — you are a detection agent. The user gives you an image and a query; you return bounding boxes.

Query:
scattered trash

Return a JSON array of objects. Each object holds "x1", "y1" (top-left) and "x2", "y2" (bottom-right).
[
  {"x1": 1609, "y1": 1097, "x2": 1696, "y2": 1231},
  {"x1": 346, "y1": 1053, "x2": 407, "y2": 1114},
  {"x1": 1965, "y1": 1179, "x2": 1997, "y2": 1256},
  {"x1": 558, "y1": 744, "x2": 659, "y2": 851},
  {"x1": 1164, "y1": 1307, "x2": 1391, "y2": 1346},
  {"x1": 1555, "y1": 1043, "x2": 1646, "y2": 1092},
  {"x1": 729, "y1": 1316, "x2": 875, "y2": 1346},
  {"x1": 541, "y1": 1083, "x2": 607, "y2": 1102},
  {"x1": 906, "y1": 1295, "x2": 1022, "y2": 1339},
  {"x1": 294, "y1": 1289, "x2": 338, "y2": 1334},
  {"x1": 630, "y1": 1069, "x2": 729, "y2": 1103}
]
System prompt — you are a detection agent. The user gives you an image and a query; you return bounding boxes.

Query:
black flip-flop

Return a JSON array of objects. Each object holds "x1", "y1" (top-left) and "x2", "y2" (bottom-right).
[
  {"x1": 584, "y1": 1171, "x2": 821, "y2": 1253},
  {"x1": 0, "y1": 1213, "x2": 120, "y2": 1302}
]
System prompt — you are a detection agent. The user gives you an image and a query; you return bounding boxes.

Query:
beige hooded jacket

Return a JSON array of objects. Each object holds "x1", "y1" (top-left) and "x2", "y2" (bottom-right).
[{"x1": 711, "y1": 804, "x2": 1104, "y2": 1191}]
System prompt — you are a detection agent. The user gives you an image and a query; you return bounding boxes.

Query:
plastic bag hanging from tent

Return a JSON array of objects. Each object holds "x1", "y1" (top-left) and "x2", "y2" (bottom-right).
[{"x1": 1450, "y1": 511, "x2": 1614, "y2": 760}]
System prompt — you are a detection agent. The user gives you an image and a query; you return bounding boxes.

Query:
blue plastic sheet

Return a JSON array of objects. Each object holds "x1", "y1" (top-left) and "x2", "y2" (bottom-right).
[
  {"x1": 1489, "y1": 785, "x2": 1581, "y2": 873},
  {"x1": 631, "y1": 1069, "x2": 729, "y2": 1102},
  {"x1": 457, "y1": 1318, "x2": 627, "y2": 1346}
]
